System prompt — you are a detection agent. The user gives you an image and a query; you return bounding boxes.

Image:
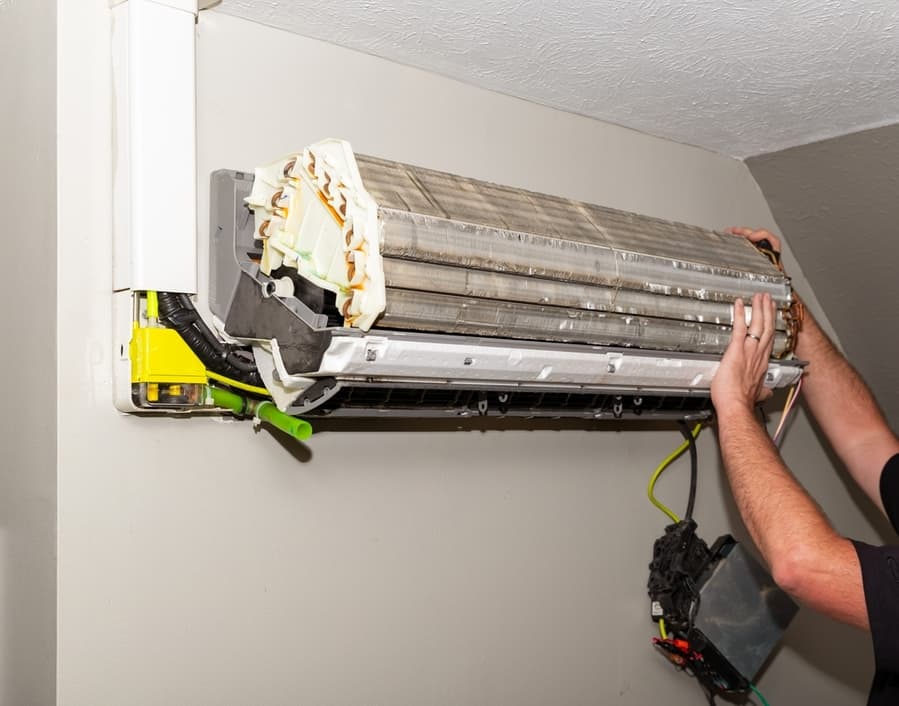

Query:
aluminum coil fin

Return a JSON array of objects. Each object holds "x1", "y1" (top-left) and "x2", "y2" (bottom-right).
[{"x1": 246, "y1": 140, "x2": 795, "y2": 359}]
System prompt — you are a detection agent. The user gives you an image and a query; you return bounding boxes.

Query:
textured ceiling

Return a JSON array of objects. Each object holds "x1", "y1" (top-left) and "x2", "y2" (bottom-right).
[{"x1": 216, "y1": 0, "x2": 899, "y2": 157}]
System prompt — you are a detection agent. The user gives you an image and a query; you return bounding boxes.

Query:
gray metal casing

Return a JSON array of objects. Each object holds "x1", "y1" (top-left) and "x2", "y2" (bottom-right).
[{"x1": 695, "y1": 543, "x2": 798, "y2": 682}]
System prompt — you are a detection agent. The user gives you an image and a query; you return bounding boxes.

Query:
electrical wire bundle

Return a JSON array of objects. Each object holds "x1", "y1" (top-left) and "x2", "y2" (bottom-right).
[
  {"x1": 146, "y1": 292, "x2": 311, "y2": 440},
  {"x1": 772, "y1": 379, "x2": 803, "y2": 445},
  {"x1": 648, "y1": 422, "x2": 701, "y2": 525},
  {"x1": 156, "y1": 291, "x2": 266, "y2": 393},
  {"x1": 646, "y1": 422, "x2": 771, "y2": 706}
]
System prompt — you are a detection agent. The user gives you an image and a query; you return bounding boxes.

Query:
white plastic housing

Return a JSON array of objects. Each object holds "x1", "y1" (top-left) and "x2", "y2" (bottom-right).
[{"x1": 112, "y1": 0, "x2": 198, "y2": 294}]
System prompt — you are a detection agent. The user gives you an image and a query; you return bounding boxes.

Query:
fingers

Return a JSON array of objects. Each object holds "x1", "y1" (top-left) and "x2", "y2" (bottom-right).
[
  {"x1": 732, "y1": 297, "x2": 748, "y2": 339},
  {"x1": 745, "y1": 295, "x2": 776, "y2": 405},
  {"x1": 745, "y1": 293, "x2": 776, "y2": 349},
  {"x1": 746, "y1": 293, "x2": 765, "y2": 342},
  {"x1": 761, "y1": 293, "x2": 776, "y2": 349},
  {"x1": 725, "y1": 227, "x2": 782, "y2": 253},
  {"x1": 716, "y1": 295, "x2": 778, "y2": 413}
]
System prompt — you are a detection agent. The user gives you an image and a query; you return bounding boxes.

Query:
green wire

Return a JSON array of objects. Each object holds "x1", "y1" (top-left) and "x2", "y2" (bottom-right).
[
  {"x1": 647, "y1": 423, "x2": 702, "y2": 523},
  {"x1": 750, "y1": 683, "x2": 770, "y2": 706}
]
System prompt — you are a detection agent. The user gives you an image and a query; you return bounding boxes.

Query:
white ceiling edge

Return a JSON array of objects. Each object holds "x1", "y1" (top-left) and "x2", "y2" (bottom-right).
[
  {"x1": 749, "y1": 114, "x2": 899, "y2": 159},
  {"x1": 214, "y1": 0, "x2": 899, "y2": 159}
]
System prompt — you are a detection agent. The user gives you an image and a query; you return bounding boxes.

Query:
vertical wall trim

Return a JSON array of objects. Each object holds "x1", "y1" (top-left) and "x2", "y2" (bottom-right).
[{"x1": 112, "y1": 0, "x2": 198, "y2": 294}]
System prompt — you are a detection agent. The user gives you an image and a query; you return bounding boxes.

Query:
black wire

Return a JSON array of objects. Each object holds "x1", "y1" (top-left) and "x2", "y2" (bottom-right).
[
  {"x1": 176, "y1": 293, "x2": 224, "y2": 350},
  {"x1": 169, "y1": 295, "x2": 258, "y2": 374},
  {"x1": 678, "y1": 420, "x2": 699, "y2": 522},
  {"x1": 157, "y1": 292, "x2": 263, "y2": 387}
]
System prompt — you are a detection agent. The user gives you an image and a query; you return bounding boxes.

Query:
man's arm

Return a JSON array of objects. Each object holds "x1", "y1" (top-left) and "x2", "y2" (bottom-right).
[
  {"x1": 793, "y1": 311, "x2": 899, "y2": 512},
  {"x1": 712, "y1": 294, "x2": 869, "y2": 629},
  {"x1": 728, "y1": 227, "x2": 899, "y2": 512}
]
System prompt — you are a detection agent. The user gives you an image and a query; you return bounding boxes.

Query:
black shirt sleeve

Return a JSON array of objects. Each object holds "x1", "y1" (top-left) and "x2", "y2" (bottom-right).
[
  {"x1": 879, "y1": 454, "x2": 899, "y2": 535},
  {"x1": 853, "y1": 540, "x2": 899, "y2": 674}
]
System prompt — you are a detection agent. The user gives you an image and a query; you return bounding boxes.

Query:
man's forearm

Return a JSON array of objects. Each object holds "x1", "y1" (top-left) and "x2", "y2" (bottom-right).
[
  {"x1": 716, "y1": 404, "x2": 868, "y2": 629},
  {"x1": 717, "y1": 403, "x2": 835, "y2": 573},
  {"x1": 794, "y1": 307, "x2": 898, "y2": 507}
]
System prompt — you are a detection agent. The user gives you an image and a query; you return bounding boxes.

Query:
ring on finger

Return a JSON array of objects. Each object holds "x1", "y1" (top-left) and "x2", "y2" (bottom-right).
[{"x1": 746, "y1": 333, "x2": 761, "y2": 342}]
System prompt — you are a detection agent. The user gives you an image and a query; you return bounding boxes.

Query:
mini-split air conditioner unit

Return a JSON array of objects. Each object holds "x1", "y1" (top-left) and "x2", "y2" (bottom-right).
[{"x1": 115, "y1": 137, "x2": 803, "y2": 433}]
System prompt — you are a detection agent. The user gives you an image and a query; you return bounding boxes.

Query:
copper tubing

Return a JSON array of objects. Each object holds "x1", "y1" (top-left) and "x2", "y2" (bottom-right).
[{"x1": 782, "y1": 297, "x2": 805, "y2": 357}]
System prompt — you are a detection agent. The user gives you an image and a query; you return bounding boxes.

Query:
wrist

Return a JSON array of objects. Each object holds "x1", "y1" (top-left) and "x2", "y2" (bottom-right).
[{"x1": 713, "y1": 399, "x2": 758, "y2": 424}]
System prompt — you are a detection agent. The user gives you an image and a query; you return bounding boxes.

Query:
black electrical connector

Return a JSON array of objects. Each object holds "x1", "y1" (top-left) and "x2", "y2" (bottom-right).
[
  {"x1": 753, "y1": 238, "x2": 783, "y2": 271},
  {"x1": 647, "y1": 522, "x2": 747, "y2": 695},
  {"x1": 648, "y1": 521, "x2": 714, "y2": 633}
]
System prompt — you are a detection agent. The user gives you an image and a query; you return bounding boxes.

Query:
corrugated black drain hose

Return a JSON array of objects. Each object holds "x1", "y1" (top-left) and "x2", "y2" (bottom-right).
[{"x1": 156, "y1": 291, "x2": 263, "y2": 388}]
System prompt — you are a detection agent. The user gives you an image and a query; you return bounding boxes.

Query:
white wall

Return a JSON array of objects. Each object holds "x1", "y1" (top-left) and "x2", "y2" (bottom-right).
[
  {"x1": 56, "y1": 6, "x2": 888, "y2": 705},
  {"x1": 0, "y1": 1, "x2": 57, "y2": 705}
]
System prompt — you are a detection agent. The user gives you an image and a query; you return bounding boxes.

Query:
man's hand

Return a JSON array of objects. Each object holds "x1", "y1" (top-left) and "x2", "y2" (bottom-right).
[
  {"x1": 725, "y1": 226, "x2": 782, "y2": 252},
  {"x1": 711, "y1": 293, "x2": 777, "y2": 416},
  {"x1": 724, "y1": 226, "x2": 899, "y2": 514}
]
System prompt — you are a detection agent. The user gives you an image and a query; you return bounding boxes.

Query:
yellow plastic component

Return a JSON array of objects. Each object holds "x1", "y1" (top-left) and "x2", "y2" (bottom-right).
[{"x1": 130, "y1": 326, "x2": 207, "y2": 384}]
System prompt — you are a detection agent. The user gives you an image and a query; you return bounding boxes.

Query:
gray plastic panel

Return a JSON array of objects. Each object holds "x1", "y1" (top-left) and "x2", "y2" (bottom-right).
[{"x1": 209, "y1": 169, "x2": 255, "y2": 320}]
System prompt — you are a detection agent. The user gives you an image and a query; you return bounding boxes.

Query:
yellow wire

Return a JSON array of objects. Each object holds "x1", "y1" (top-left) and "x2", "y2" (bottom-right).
[
  {"x1": 659, "y1": 618, "x2": 668, "y2": 640},
  {"x1": 781, "y1": 385, "x2": 795, "y2": 416},
  {"x1": 146, "y1": 290, "x2": 159, "y2": 320},
  {"x1": 772, "y1": 383, "x2": 797, "y2": 440},
  {"x1": 205, "y1": 370, "x2": 271, "y2": 397},
  {"x1": 647, "y1": 423, "x2": 702, "y2": 524}
]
